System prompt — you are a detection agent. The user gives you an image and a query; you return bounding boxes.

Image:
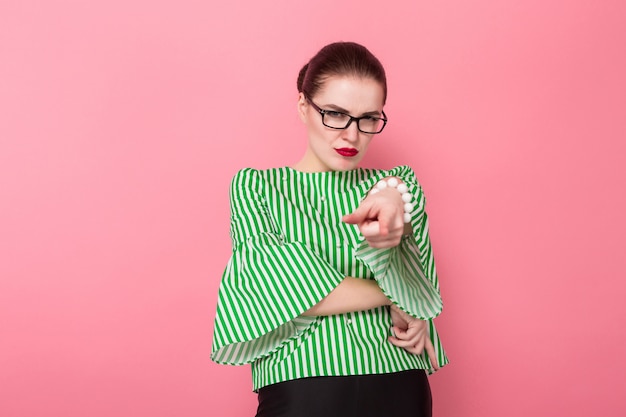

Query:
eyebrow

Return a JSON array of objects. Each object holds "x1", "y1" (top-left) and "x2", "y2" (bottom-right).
[{"x1": 322, "y1": 103, "x2": 382, "y2": 117}]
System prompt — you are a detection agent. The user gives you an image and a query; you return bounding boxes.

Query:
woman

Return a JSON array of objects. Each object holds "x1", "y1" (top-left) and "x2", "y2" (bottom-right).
[{"x1": 211, "y1": 41, "x2": 447, "y2": 417}]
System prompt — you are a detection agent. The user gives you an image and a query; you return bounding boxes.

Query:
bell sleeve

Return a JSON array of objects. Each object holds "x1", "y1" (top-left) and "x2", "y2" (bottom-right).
[
  {"x1": 354, "y1": 165, "x2": 443, "y2": 320},
  {"x1": 211, "y1": 168, "x2": 345, "y2": 365}
]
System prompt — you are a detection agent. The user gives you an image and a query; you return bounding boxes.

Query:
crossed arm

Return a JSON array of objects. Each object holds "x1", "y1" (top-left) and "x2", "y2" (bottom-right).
[{"x1": 302, "y1": 182, "x2": 440, "y2": 369}]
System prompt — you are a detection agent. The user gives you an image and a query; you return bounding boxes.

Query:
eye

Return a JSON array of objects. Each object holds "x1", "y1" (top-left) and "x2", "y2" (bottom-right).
[{"x1": 325, "y1": 111, "x2": 347, "y2": 119}]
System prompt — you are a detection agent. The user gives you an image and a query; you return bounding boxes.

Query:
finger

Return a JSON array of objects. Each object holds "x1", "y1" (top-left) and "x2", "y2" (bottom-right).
[
  {"x1": 399, "y1": 328, "x2": 420, "y2": 344},
  {"x1": 342, "y1": 204, "x2": 370, "y2": 225},
  {"x1": 403, "y1": 344, "x2": 425, "y2": 355},
  {"x1": 388, "y1": 337, "x2": 421, "y2": 348},
  {"x1": 377, "y1": 207, "x2": 394, "y2": 236},
  {"x1": 402, "y1": 334, "x2": 424, "y2": 348},
  {"x1": 425, "y1": 338, "x2": 439, "y2": 371},
  {"x1": 360, "y1": 221, "x2": 381, "y2": 237},
  {"x1": 388, "y1": 337, "x2": 408, "y2": 347},
  {"x1": 413, "y1": 339, "x2": 425, "y2": 354},
  {"x1": 391, "y1": 326, "x2": 409, "y2": 339},
  {"x1": 342, "y1": 212, "x2": 363, "y2": 225},
  {"x1": 392, "y1": 327, "x2": 415, "y2": 347}
]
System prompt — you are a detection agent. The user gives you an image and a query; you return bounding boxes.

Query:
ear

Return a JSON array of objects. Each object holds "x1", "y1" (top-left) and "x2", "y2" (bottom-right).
[{"x1": 297, "y1": 92, "x2": 308, "y2": 122}]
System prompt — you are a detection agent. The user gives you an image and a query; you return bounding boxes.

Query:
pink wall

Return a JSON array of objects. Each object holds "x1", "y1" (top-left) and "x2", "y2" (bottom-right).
[{"x1": 2, "y1": 1, "x2": 625, "y2": 416}]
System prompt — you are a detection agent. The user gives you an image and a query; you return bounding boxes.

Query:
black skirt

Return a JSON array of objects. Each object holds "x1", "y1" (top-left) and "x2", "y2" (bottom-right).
[{"x1": 255, "y1": 369, "x2": 432, "y2": 417}]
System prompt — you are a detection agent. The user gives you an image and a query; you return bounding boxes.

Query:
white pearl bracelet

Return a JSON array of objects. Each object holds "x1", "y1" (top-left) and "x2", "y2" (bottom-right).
[{"x1": 369, "y1": 178, "x2": 414, "y2": 223}]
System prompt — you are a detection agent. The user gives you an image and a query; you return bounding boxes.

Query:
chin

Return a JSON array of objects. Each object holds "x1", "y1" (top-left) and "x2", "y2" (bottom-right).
[{"x1": 330, "y1": 158, "x2": 361, "y2": 172}]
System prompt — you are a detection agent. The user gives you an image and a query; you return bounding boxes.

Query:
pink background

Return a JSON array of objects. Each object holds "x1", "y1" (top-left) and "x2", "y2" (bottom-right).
[{"x1": 2, "y1": 1, "x2": 625, "y2": 416}]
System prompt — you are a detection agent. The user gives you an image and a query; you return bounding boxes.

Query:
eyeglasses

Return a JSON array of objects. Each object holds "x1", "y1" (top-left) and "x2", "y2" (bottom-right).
[{"x1": 306, "y1": 97, "x2": 388, "y2": 134}]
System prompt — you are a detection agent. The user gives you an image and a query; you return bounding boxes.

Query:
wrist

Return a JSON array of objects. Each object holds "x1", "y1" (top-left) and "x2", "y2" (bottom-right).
[{"x1": 369, "y1": 177, "x2": 414, "y2": 223}]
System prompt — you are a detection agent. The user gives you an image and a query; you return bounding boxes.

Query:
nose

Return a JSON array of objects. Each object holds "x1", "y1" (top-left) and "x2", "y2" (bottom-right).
[{"x1": 342, "y1": 119, "x2": 360, "y2": 142}]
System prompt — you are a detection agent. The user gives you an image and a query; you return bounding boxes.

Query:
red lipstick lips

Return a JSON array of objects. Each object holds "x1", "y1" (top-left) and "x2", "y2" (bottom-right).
[{"x1": 335, "y1": 148, "x2": 358, "y2": 157}]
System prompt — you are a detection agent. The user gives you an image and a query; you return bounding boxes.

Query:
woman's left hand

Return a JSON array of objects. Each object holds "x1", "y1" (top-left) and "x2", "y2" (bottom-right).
[
  {"x1": 342, "y1": 186, "x2": 405, "y2": 248},
  {"x1": 388, "y1": 304, "x2": 440, "y2": 370}
]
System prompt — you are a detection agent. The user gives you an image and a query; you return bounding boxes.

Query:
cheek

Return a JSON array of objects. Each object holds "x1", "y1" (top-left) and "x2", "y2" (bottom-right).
[
  {"x1": 309, "y1": 124, "x2": 333, "y2": 144},
  {"x1": 361, "y1": 136, "x2": 374, "y2": 150},
  {"x1": 307, "y1": 116, "x2": 325, "y2": 137}
]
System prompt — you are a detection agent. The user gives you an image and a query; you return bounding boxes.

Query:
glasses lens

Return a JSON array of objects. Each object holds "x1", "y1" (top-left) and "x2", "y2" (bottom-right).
[
  {"x1": 322, "y1": 111, "x2": 351, "y2": 129},
  {"x1": 358, "y1": 117, "x2": 385, "y2": 134}
]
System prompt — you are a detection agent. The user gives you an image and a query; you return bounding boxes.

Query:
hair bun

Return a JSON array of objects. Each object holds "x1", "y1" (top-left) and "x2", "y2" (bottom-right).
[{"x1": 295, "y1": 42, "x2": 387, "y2": 104}]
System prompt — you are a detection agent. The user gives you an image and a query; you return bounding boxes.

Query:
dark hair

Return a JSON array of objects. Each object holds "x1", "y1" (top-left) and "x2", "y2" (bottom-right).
[{"x1": 297, "y1": 42, "x2": 387, "y2": 104}]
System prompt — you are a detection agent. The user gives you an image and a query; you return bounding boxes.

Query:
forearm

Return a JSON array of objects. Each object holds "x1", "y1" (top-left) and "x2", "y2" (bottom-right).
[{"x1": 302, "y1": 276, "x2": 391, "y2": 316}]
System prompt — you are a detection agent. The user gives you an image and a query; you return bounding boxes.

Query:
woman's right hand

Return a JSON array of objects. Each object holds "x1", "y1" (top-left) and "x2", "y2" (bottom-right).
[
  {"x1": 342, "y1": 185, "x2": 405, "y2": 249},
  {"x1": 388, "y1": 304, "x2": 440, "y2": 370}
]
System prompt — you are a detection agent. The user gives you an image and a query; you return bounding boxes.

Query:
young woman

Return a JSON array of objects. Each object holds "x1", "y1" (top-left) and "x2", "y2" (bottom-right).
[{"x1": 211, "y1": 42, "x2": 447, "y2": 417}]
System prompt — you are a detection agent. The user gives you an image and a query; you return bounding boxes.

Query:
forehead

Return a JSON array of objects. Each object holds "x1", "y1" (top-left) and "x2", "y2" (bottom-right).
[{"x1": 314, "y1": 76, "x2": 385, "y2": 111}]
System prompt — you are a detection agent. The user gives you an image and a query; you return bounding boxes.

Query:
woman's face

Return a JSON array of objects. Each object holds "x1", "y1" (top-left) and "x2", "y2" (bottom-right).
[{"x1": 296, "y1": 75, "x2": 385, "y2": 172}]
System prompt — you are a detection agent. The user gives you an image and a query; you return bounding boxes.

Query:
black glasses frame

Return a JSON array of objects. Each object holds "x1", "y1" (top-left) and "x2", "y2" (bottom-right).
[{"x1": 306, "y1": 97, "x2": 388, "y2": 134}]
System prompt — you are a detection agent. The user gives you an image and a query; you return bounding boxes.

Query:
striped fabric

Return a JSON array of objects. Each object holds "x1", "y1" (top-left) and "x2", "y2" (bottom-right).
[{"x1": 211, "y1": 165, "x2": 447, "y2": 391}]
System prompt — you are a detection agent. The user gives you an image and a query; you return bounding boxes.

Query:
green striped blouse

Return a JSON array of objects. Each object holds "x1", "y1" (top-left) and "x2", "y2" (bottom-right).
[{"x1": 211, "y1": 165, "x2": 447, "y2": 391}]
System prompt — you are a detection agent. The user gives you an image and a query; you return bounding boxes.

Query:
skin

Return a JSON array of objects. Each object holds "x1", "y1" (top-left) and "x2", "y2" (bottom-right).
[{"x1": 295, "y1": 76, "x2": 439, "y2": 369}]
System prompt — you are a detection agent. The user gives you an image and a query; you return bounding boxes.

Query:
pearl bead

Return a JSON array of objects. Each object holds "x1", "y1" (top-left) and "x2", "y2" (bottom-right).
[{"x1": 368, "y1": 178, "x2": 415, "y2": 224}]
